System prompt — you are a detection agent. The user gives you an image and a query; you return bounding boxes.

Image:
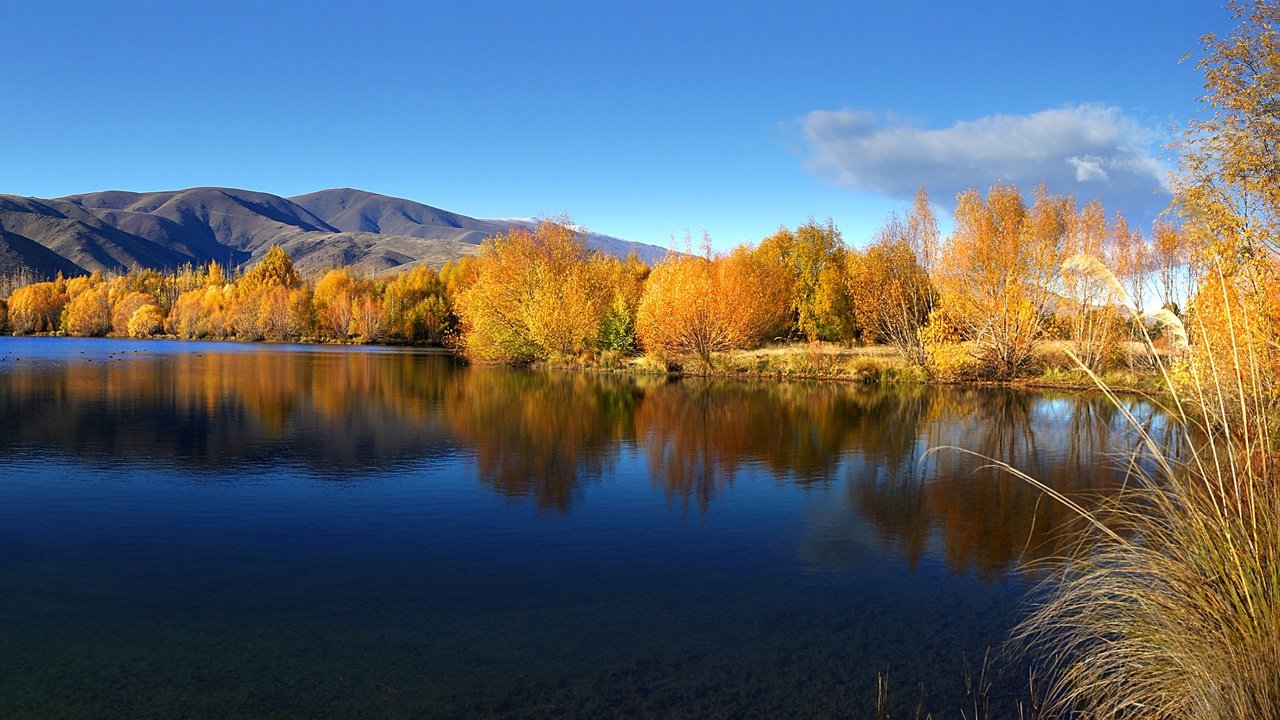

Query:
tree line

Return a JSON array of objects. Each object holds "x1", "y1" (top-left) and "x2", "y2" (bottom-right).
[{"x1": 1, "y1": 178, "x2": 1268, "y2": 386}]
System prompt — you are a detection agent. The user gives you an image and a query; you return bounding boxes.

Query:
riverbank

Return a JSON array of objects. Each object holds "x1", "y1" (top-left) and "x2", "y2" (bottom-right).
[
  {"x1": 6, "y1": 331, "x2": 1170, "y2": 396},
  {"x1": 534, "y1": 341, "x2": 1171, "y2": 397}
]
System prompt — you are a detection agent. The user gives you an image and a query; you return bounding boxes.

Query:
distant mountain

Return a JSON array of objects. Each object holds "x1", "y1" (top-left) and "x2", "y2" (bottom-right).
[
  {"x1": 0, "y1": 186, "x2": 668, "y2": 278},
  {"x1": 291, "y1": 188, "x2": 670, "y2": 264}
]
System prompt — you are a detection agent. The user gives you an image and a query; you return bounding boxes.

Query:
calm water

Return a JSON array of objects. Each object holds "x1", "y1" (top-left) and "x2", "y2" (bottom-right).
[{"x1": 0, "y1": 337, "x2": 1171, "y2": 718}]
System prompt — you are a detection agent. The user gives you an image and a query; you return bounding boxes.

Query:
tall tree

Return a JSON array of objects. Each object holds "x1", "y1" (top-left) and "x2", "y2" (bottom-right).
[
  {"x1": 846, "y1": 217, "x2": 935, "y2": 369},
  {"x1": 1176, "y1": 0, "x2": 1280, "y2": 264},
  {"x1": 906, "y1": 186, "x2": 941, "y2": 275},
  {"x1": 934, "y1": 183, "x2": 1066, "y2": 379},
  {"x1": 636, "y1": 240, "x2": 788, "y2": 368}
]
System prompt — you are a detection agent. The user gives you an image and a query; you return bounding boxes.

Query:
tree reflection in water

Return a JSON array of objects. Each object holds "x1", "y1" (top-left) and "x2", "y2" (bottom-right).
[{"x1": 0, "y1": 340, "x2": 1179, "y2": 579}]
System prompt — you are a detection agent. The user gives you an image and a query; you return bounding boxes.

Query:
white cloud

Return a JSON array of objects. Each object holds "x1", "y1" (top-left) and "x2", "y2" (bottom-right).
[{"x1": 799, "y1": 105, "x2": 1171, "y2": 219}]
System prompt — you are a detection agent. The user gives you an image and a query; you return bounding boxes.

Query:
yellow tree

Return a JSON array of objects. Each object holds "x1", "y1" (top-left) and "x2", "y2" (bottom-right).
[
  {"x1": 62, "y1": 284, "x2": 112, "y2": 337},
  {"x1": 1060, "y1": 199, "x2": 1125, "y2": 372},
  {"x1": 594, "y1": 253, "x2": 650, "y2": 353},
  {"x1": 934, "y1": 183, "x2": 1065, "y2": 379},
  {"x1": 756, "y1": 220, "x2": 850, "y2": 341},
  {"x1": 455, "y1": 220, "x2": 610, "y2": 362},
  {"x1": 906, "y1": 186, "x2": 941, "y2": 274},
  {"x1": 846, "y1": 216, "x2": 935, "y2": 368},
  {"x1": 239, "y1": 246, "x2": 301, "y2": 292},
  {"x1": 126, "y1": 303, "x2": 165, "y2": 338},
  {"x1": 1107, "y1": 211, "x2": 1153, "y2": 315},
  {"x1": 7, "y1": 282, "x2": 68, "y2": 334},
  {"x1": 636, "y1": 240, "x2": 788, "y2": 368},
  {"x1": 1177, "y1": 0, "x2": 1280, "y2": 264},
  {"x1": 1151, "y1": 219, "x2": 1192, "y2": 313},
  {"x1": 382, "y1": 265, "x2": 451, "y2": 343},
  {"x1": 111, "y1": 291, "x2": 157, "y2": 337},
  {"x1": 1175, "y1": 0, "x2": 1280, "y2": 381},
  {"x1": 313, "y1": 267, "x2": 357, "y2": 340},
  {"x1": 349, "y1": 285, "x2": 386, "y2": 342}
]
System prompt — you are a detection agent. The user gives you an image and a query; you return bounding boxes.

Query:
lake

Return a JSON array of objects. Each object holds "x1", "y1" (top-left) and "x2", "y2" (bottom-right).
[{"x1": 0, "y1": 337, "x2": 1172, "y2": 718}]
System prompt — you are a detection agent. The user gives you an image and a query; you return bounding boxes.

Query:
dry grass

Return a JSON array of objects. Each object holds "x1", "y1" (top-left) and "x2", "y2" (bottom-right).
[{"x1": 1011, "y1": 258, "x2": 1280, "y2": 719}]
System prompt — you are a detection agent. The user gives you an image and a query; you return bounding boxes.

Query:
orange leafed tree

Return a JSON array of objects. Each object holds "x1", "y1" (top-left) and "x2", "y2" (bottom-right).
[
  {"x1": 126, "y1": 303, "x2": 164, "y2": 338},
  {"x1": 636, "y1": 239, "x2": 788, "y2": 368},
  {"x1": 7, "y1": 282, "x2": 68, "y2": 335},
  {"x1": 111, "y1": 291, "x2": 157, "y2": 337},
  {"x1": 313, "y1": 268, "x2": 357, "y2": 340},
  {"x1": 933, "y1": 183, "x2": 1066, "y2": 379},
  {"x1": 455, "y1": 220, "x2": 611, "y2": 362},
  {"x1": 62, "y1": 284, "x2": 112, "y2": 337},
  {"x1": 846, "y1": 218, "x2": 935, "y2": 366}
]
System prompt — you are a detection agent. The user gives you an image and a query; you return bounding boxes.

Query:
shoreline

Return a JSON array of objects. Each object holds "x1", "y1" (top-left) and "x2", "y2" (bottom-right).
[{"x1": 2, "y1": 332, "x2": 1165, "y2": 397}]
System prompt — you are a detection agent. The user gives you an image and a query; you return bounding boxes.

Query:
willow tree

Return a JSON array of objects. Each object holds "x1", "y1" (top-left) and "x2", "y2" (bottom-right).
[
  {"x1": 847, "y1": 215, "x2": 935, "y2": 368},
  {"x1": 637, "y1": 241, "x2": 788, "y2": 368},
  {"x1": 934, "y1": 183, "x2": 1066, "y2": 379},
  {"x1": 456, "y1": 220, "x2": 610, "y2": 362},
  {"x1": 1060, "y1": 199, "x2": 1125, "y2": 373},
  {"x1": 1176, "y1": 0, "x2": 1280, "y2": 391},
  {"x1": 755, "y1": 220, "x2": 851, "y2": 342}
]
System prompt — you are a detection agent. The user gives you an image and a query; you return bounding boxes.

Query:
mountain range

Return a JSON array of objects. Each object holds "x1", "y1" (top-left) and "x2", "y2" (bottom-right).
[{"x1": 0, "y1": 187, "x2": 669, "y2": 278}]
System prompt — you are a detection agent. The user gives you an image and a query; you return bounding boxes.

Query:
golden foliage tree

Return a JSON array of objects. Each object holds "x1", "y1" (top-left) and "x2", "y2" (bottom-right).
[
  {"x1": 636, "y1": 240, "x2": 788, "y2": 368},
  {"x1": 1151, "y1": 219, "x2": 1192, "y2": 313},
  {"x1": 313, "y1": 267, "x2": 357, "y2": 340},
  {"x1": 111, "y1": 291, "x2": 157, "y2": 337},
  {"x1": 846, "y1": 218, "x2": 935, "y2": 367},
  {"x1": 934, "y1": 183, "x2": 1066, "y2": 379},
  {"x1": 756, "y1": 220, "x2": 851, "y2": 341},
  {"x1": 595, "y1": 253, "x2": 650, "y2": 354},
  {"x1": 1058, "y1": 199, "x2": 1125, "y2": 372},
  {"x1": 62, "y1": 284, "x2": 112, "y2": 337},
  {"x1": 7, "y1": 282, "x2": 68, "y2": 335},
  {"x1": 383, "y1": 265, "x2": 452, "y2": 344},
  {"x1": 239, "y1": 246, "x2": 301, "y2": 292},
  {"x1": 167, "y1": 286, "x2": 229, "y2": 339},
  {"x1": 1176, "y1": 0, "x2": 1280, "y2": 263},
  {"x1": 126, "y1": 303, "x2": 164, "y2": 338},
  {"x1": 455, "y1": 220, "x2": 610, "y2": 362}
]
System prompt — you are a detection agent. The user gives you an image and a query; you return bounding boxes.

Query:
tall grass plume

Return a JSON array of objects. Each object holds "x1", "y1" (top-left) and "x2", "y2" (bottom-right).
[{"x1": 1015, "y1": 257, "x2": 1279, "y2": 718}]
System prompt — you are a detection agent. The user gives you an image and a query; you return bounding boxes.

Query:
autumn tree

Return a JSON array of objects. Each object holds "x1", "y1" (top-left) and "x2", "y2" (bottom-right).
[
  {"x1": 756, "y1": 220, "x2": 851, "y2": 341},
  {"x1": 1107, "y1": 211, "x2": 1155, "y2": 315},
  {"x1": 1174, "y1": 0, "x2": 1280, "y2": 378},
  {"x1": 906, "y1": 186, "x2": 941, "y2": 274},
  {"x1": 847, "y1": 216, "x2": 936, "y2": 368},
  {"x1": 7, "y1": 282, "x2": 68, "y2": 334},
  {"x1": 934, "y1": 183, "x2": 1065, "y2": 379},
  {"x1": 126, "y1": 303, "x2": 164, "y2": 337},
  {"x1": 239, "y1": 246, "x2": 301, "y2": 292},
  {"x1": 167, "y1": 286, "x2": 229, "y2": 339},
  {"x1": 111, "y1": 291, "x2": 157, "y2": 337},
  {"x1": 1059, "y1": 199, "x2": 1126, "y2": 373},
  {"x1": 595, "y1": 253, "x2": 650, "y2": 354},
  {"x1": 62, "y1": 283, "x2": 112, "y2": 337},
  {"x1": 636, "y1": 239, "x2": 789, "y2": 368},
  {"x1": 349, "y1": 288, "x2": 386, "y2": 343},
  {"x1": 313, "y1": 268, "x2": 357, "y2": 340},
  {"x1": 455, "y1": 220, "x2": 611, "y2": 362},
  {"x1": 383, "y1": 265, "x2": 452, "y2": 344}
]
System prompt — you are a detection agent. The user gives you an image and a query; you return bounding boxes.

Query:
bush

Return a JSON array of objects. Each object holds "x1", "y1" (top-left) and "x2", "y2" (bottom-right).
[{"x1": 127, "y1": 304, "x2": 164, "y2": 337}]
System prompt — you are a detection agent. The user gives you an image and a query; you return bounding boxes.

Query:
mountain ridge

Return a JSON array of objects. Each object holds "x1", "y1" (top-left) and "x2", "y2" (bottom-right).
[{"x1": 0, "y1": 186, "x2": 667, "y2": 278}]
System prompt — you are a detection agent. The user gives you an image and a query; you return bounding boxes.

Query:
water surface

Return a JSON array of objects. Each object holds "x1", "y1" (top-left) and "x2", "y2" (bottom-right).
[{"x1": 0, "y1": 337, "x2": 1170, "y2": 718}]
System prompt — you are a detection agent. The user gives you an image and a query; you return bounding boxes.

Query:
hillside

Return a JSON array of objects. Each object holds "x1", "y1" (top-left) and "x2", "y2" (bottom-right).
[{"x1": 0, "y1": 186, "x2": 667, "y2": 278}]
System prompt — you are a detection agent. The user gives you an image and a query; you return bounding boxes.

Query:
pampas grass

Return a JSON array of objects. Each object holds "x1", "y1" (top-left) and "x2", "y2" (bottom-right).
[{"x1": 1012, "y1": 257, "x2": 1279, "y2": 718}]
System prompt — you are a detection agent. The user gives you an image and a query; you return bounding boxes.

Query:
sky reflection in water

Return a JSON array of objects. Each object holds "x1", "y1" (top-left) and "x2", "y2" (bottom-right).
[{"x1": 0, "y1": 337, "x2": 1176, "y2": 718}]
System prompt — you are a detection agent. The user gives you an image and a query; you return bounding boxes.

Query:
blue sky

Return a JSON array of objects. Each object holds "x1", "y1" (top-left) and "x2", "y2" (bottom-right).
[{"x1": 1, "y1": 1, "x2": 1233, "y2": 250}]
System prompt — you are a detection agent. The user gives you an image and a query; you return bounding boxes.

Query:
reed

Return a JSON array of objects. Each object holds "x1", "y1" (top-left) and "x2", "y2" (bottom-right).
[{"x1": 1014, "y1": 256, "x2": 1279, "y2": 718}]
